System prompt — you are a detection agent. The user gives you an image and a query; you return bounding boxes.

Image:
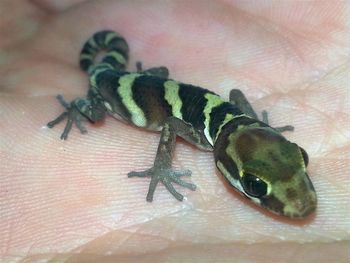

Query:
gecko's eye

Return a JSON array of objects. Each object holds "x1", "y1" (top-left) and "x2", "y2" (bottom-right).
[
  {"x1": 299, "y1": 147, "x2": 309, "y2": 167},
  {"x1": 242, "y1": 174, "x2": 268, "y2": 198}
]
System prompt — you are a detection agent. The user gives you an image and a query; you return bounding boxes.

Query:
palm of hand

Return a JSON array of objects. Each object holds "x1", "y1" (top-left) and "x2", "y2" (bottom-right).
[{"x1": 1, "y1": 1, "x2": 349, "y2": 262}]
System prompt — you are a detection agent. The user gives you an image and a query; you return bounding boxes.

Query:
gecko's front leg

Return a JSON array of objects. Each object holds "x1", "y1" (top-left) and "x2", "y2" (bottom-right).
[
  {"x1": 47, "y1": 94, "x2": 106, "y2": 140},
  {"x1": 229, "y1": 89, "x2": 294, "y2": 133},
  {"x1": 128, "y1": 117, "x2": 197, "y2": 202}
]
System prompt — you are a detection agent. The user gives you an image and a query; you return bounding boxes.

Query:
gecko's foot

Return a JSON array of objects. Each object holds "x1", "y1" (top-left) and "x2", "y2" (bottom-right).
[
  {"x1": 136, "y1": 61, "x2": 169, "y2": 78},
  {"x1": 128, "y1": 167, "x2": 196, "y2": 202},
  {"x1": 47, "y1": 95, "x2": 87, "y2": 140},
  {"x1": 274, "y1": 125, "x2": 294, "y2": 133},
  {"x1": 261, "y1": 110, "x2": 294, "y2": 133}
]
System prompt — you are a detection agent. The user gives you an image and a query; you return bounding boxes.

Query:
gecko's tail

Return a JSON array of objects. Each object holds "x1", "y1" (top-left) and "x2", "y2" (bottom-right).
[{"x1": 79, "y1": 30, "x2": 129, "y2": 74}]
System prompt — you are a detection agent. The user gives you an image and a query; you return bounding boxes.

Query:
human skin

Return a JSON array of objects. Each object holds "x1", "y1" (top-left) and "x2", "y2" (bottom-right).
[{"x1": 1, "y1": 0, "x2": 350, "y2": 262}]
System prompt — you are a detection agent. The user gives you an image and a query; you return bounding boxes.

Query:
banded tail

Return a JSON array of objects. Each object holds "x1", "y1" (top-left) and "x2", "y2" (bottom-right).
[{"x1": 79, "y1": 30, "x2": 129, "y2": 74}]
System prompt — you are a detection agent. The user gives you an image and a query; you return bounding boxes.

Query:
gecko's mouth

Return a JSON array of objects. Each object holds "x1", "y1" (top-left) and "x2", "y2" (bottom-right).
[
  {"x1": 264, "y1": 188, "x2": 317, "y2": 219},
  {"x1": 286, "y1": 189, "x2": 317, "y2": 219}
]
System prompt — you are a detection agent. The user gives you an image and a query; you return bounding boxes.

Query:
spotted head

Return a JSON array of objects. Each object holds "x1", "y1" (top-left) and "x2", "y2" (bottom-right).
[{"x1": 214, "y1": 118, "x2": 317, "y2": 219}]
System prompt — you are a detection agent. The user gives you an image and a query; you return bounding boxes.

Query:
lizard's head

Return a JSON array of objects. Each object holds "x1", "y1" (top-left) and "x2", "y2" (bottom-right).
[{"x1": 214, "y1": 121, "x2": 317, "y2": 219}]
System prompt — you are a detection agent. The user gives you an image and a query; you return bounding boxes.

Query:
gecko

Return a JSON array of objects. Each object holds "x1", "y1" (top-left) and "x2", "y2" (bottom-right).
[{"x1": 48, "y1": 30, "x2": 317, "y2": 219}]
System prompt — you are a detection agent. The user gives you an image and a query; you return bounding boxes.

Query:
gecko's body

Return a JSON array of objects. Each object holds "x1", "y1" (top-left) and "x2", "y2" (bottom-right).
[{"x1": 48, "y1": 31, "x2": 317, "y2": 219}]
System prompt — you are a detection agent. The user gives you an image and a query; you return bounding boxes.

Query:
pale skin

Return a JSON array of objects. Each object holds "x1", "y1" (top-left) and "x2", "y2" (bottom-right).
[{"x1": 1, "y1": 0, "x2": 350, "y2": 262}]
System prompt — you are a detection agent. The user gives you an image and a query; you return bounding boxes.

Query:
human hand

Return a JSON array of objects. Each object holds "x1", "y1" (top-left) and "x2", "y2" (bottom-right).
[{"x1": 1, "y1": 1, "x2": 349, "y2": 262}]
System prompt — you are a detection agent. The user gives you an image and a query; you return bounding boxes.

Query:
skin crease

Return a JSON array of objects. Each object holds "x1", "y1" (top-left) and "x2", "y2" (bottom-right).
[{"x1": 1, "y1": 0, "x2": 350, "y2": 262}]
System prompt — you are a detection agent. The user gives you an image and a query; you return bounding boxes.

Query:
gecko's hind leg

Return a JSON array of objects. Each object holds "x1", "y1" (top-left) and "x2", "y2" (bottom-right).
[{"x1": 136, "y1": 61, "x2": 169, "y2": 78}]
